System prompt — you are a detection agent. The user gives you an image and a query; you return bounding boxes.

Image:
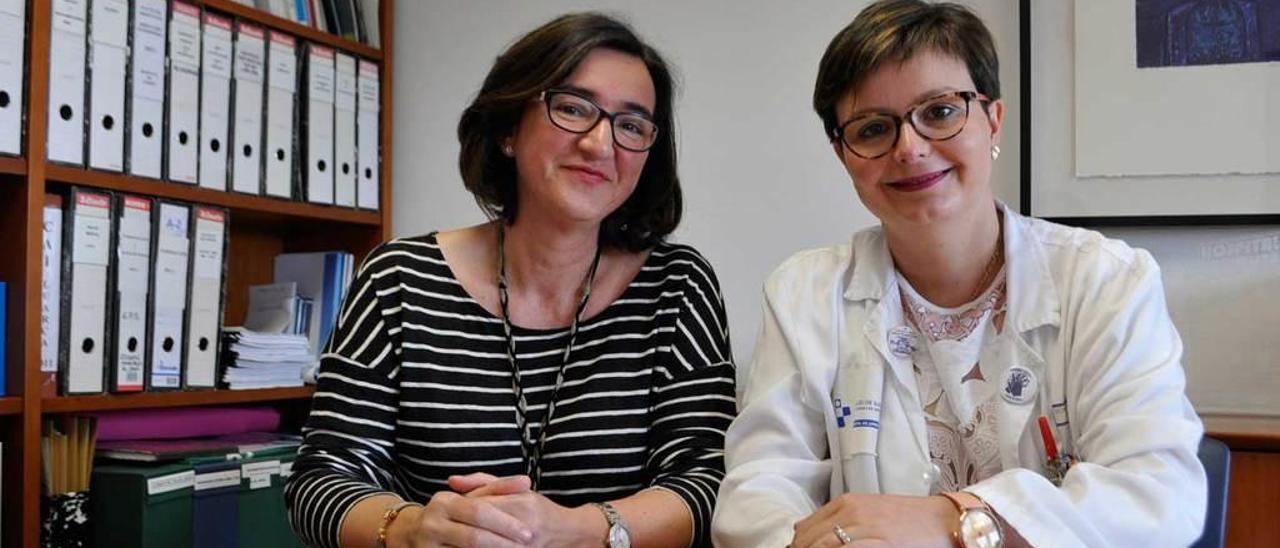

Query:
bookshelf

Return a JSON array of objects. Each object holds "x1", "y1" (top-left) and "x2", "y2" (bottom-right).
[
  {"x1": 205, "y1": 0, "x2": 382, "y2": 59},
  {"x1": 0, "y1": 157, "x2": 25, "y2": 176},
  {"x1": 42, "y1": 386, "x2": 316, "y2": 413},
  {"x1": 0, "y1": 0, "x2": 395, "y2": 545},
  {"x1": 45, "y1": 165, "x2": 383, "y2": 226}
]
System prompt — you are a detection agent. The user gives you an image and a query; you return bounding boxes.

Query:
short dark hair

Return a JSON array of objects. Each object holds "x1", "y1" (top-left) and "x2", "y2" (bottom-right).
[
  {"x1": 813, "y1": 0, "x2": 1001, "y2": 141},
  {"x1": 457, "y1": 13, "x2": 681, "y2": 252}
]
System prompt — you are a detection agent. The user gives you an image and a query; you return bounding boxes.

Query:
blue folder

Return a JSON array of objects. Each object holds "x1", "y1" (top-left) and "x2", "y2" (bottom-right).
[
  {"x1": 192, "y1": 460, "x2": 241, "y2": 548},
  {"x1": 0, "y1": 281, "x2": 6, "y2": 396}
]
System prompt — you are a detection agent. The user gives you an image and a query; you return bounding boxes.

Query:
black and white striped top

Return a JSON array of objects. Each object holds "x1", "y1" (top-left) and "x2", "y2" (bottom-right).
[{"x1": 284, "y1": 233, "x2": 736, "y2": 548}]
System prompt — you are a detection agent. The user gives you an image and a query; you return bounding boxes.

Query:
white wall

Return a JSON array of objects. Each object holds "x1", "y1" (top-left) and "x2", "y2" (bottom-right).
[
  {"x1": 391, "y1": 0, "x2": 1277, "y2": 415},
  {"x1": 391, "y1": 0, "x2": 1022, "y2": 364}
]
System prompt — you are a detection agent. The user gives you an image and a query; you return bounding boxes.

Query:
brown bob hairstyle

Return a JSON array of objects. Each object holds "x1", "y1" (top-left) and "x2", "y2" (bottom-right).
[
  {"x1": 812, "y1": 0, "x2": 1001, "y2": 142},
  {"x1": 457, "y1": 13, "x2": 681, "y2": 252}
]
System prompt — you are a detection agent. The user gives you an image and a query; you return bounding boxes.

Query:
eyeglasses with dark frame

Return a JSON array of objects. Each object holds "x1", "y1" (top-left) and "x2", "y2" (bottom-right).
[
  {"x1": 540, "y1": 89, "x2": 660, "y2": 152},
  {"x1": 832, "y1": 90, "x2": 991, "y2": 160}
]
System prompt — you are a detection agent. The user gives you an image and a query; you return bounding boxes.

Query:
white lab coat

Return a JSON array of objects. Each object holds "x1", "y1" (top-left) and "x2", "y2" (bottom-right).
[{"x1": 714, "y1": 205, "x2": 1206, "y2": 548}]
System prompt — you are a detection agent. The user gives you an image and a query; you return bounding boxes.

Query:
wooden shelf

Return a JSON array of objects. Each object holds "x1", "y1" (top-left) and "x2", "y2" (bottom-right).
[
  {"x1": 0, "y1": 396, "x2": 21, "y2": 415},
  {"x1": 202, "y1": 0, "x2": 382, "y2": 60},
  {"x1": 42, "y1": 386, "x2": 316, "y2": 413},
  {"x1": 45, "y1": 165, "x2": 382, "y2": 226},
  {"x1": 7, "y1": 0, "x2": 392, "y2": 542},
  {"x1": 0, "y1": 156, "x2": 25, "y2": 175},
  {"x1": 1203, "y1": 413, "x2": 1280, "y2": 452}
]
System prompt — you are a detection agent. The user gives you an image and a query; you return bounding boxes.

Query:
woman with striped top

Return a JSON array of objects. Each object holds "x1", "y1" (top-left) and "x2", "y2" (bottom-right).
[{"x1": 284, "y1": 13, "x2": 736, "y2": 548}]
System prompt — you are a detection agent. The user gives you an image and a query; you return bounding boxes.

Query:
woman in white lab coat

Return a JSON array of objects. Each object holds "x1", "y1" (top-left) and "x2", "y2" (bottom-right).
[{"x1": 713, "y1": 1, "x2": 1206, "y2": 547}]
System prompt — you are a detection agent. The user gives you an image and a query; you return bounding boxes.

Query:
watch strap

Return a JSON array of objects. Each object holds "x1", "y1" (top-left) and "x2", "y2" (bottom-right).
[
  {"x1": 941, "y1": 491, "x2": 986, "y2": 513},
  {"x1": 941, "y1": 491, "x2": 1003, "y2": 548},
  {"x1": 591, "y1": 502, "x2": 628, "y2": 547}
]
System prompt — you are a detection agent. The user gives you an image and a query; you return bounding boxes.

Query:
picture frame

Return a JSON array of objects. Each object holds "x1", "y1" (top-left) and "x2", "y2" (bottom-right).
[{"x1": 1019, "y1": 0, "x2": 1280, "y2": 226}]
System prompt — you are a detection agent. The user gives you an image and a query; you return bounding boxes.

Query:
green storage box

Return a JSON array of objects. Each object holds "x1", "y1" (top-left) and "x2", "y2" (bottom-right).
[
  {"x1": 237, "y1": 452, "x2": 304, "y2": 548},
  {"x1": 90, "y1": 461, "x2": 195, "y2": 548}
]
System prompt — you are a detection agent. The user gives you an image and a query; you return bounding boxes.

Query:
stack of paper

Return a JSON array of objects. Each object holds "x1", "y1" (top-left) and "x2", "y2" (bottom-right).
[{"x1": 220, "y1": 328, "x2": 314, "y2": 389}]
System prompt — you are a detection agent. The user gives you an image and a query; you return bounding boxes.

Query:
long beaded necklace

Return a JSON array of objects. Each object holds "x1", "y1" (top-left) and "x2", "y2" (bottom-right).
[{"x1": 496, "y1": 224, "x2": 601, "y2": 488}]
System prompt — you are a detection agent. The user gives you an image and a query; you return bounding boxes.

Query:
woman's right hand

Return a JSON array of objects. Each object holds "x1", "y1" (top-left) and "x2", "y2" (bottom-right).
[{"x1": 387, "y1": 475, "x2": 535, "y2": 548}]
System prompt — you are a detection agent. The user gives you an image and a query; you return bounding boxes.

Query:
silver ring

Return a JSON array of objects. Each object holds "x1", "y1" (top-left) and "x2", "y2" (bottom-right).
[{"x1": 832, "y1": 524, "x2": 853, "y2": 544}]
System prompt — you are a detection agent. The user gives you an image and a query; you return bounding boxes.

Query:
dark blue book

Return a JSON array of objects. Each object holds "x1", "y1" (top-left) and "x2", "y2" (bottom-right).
[
  {"x1": 0, "y1": 281, "x2": 6, "y2": 396},
  {"x1": 191, "y1": 460, "x2": 242, "y2": 548}
]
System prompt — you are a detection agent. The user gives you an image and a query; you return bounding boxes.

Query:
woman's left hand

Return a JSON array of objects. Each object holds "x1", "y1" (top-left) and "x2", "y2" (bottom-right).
[
  {"x1": 450, "y1": 474, "x2": 604, "y2": 548},
  {"x1": 790, "y1": 493, "x2": 958, "y2": 548}
]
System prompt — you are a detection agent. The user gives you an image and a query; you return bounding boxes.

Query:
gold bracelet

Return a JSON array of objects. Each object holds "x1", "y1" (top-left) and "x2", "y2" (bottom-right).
[{"x1": 377, "y1": 500, "x2": 423, "y2": 548}]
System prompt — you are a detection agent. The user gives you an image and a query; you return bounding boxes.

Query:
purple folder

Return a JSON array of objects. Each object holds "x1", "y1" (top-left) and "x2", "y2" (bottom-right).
[{"x1": 94, "y1": 407, "x2": 282, "y2": 441}]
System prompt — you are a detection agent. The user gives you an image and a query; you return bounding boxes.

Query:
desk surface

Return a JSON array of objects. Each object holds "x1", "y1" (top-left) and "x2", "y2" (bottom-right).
[{"x1": 1202, "y1": 414, "x2": 1280, "y2": 452}]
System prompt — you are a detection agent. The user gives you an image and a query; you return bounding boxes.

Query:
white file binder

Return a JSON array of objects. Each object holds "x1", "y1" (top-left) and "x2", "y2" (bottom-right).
[
  {"x1": 87, "y1": 0, "x2": 129, "y2": 172},
  {"x1": 42, "y1": 195, "x2": 65, "y2": 397},
  {"x1": 126, "y1": 0, "x2": 167, "y2": 178},
  {"x1": 47, "y1": 0, "x2": 88, "y2": 165},
  {"x1": 333, "y1": 52, "x2": 356, "y2": 207},
  {"x1": 356, "y1": 59, "x2": 379, "y2": 211},
  {"x1": 0, "y1": 0, "x2": 27, "y2": 156},
  {"x1": 263, "y1": 30, "x2": 296, "y2": 199},
  {"x1": 184, "y1": 206, "x2": 228, "y2": 389},
  {"x1": 230, "y1": 22, "x2": 266, "y2": 195},
  {"x1": 165, "y1": 1, "x2": 201, "y2": 184},
  {"x1": 60, "y1": 188, "x2": 113, "y2": 395},
  {"x1": 303, "y1": 43, "x2": 334, "y2": 204},
  {"x1": 197, "y1": 11, "x2": 233, "y2": 190},
  {"x1": 147, "y1": 200, "x2": 190, "y2": 390},
  {"x1": 110, "y1": 194, "x2": 152, "y2": 393}
]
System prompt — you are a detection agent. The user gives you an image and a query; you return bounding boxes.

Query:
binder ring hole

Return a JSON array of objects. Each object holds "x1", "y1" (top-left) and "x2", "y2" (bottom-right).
[
  {"x1": 80, "y1": 338, "x2": 95, "y2": 354},
  {"x1": 276, "y1": 148, "x2": 285, "y2": 161},
  {"x1": 243, "y1": 144, "x2": 253, "y2": 158},
  {"x1": 127, "y1": 337, "x2": 138, "y2": 352},
  {"x1": 342, "y1": 162, "x2": 350, "y2": 175},
  {"x1": 179, "y1": 131, "x2": 189, "y2": 145},
  {"x1": 0, "y1": 91, "x2": 9, "y2": 108},
  {"x1": 102, "y1": 115, "x2": 115, "y2": 130},
  {"x1": 211, "y1": 138, "x2": 221, "y2": 152},
  {"x1": 163, "y1": 337, "x2": 175, "y2": 352},
  {"x1": 59, "y1": 104, "x2": 74, "y2": 120},
  {"x1": 142, "y1": 123, "x2": 154, "y2": 138},
  {"x1": 364, "y1": 167, "x2": 372, "y2": 179},
  {"x1": 198, "y1": 337, "x2": 210, "y2": 351},
  {"x1": 318, "y1": 160, "x2": 327, "y2": 172}
]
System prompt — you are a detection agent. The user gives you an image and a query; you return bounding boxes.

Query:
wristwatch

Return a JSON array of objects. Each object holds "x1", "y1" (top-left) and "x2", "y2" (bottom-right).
[
  {"x1": 591, "y1": 502, "x2": 632, "y2": 548},
  {"x1": 941, "y1": 491, "x2": 1003, "y2": 548}
]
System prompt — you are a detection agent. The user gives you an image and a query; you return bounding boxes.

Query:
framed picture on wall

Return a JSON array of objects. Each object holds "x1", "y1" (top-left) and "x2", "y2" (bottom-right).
[{"x1": 1019, "y1": 0, "x2": 1280, "y2": 226}]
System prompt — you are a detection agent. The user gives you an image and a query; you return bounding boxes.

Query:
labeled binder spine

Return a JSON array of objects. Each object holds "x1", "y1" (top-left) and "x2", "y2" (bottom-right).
[
  {"x1": 355, "y1": 59, "x2": 379, "y2": 211},
  {"x1": 109, "y1": 194, "x2": 153, "y2": 393},
  {"x1": 42, "y1": 194, "x2": 65, "y2": 397},
  {"x1": 300, "y1": 42, "x2": 335, "y2": 205},
  {"x1": 182, "y1": 205, "x2": 229, "y2": 390},
  {"x1": 262, "y1": 30, "x2": 297, "y2": 199},
  {"x1": 146, "y1": 199, "x2": 191, "y2": 391},
  {"x1": 58, "y1": 187, "x2": 114, "y2": 395},
  {"x1": 230, "y1": 21, "x2": 266, "y2": 195},
  {"x1": 0, "y1": 0, "x2": 29, "y2": 156}
]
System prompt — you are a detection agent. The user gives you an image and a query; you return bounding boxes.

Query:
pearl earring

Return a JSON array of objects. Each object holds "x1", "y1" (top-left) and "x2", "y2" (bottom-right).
[{"x1": 991, "y1": 144, "x2": 1001, "y2": 160}]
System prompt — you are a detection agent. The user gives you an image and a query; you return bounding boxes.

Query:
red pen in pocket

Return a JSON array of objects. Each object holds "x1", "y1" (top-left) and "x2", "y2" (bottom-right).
[{"x1": 1038, "y1": 416, "x2": 1073, "y2": 486}]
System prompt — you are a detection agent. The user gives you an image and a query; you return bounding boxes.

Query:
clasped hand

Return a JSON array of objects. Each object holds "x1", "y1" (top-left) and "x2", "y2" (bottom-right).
[
  {"x1": 395, "y1": 472, "x2": 593, "y2": 548},
  {"x1": 789, "y1": 493, "x2": 959, "y2": 548}
]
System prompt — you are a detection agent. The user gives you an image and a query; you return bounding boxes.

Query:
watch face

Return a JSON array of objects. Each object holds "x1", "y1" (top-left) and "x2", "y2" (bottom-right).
[
  {"x1": 959, "y1": 509, "x2": 1002, "y2": 548},
  {"x1": 608, "y1": 524, "x2": 632, "y2": 548}
]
